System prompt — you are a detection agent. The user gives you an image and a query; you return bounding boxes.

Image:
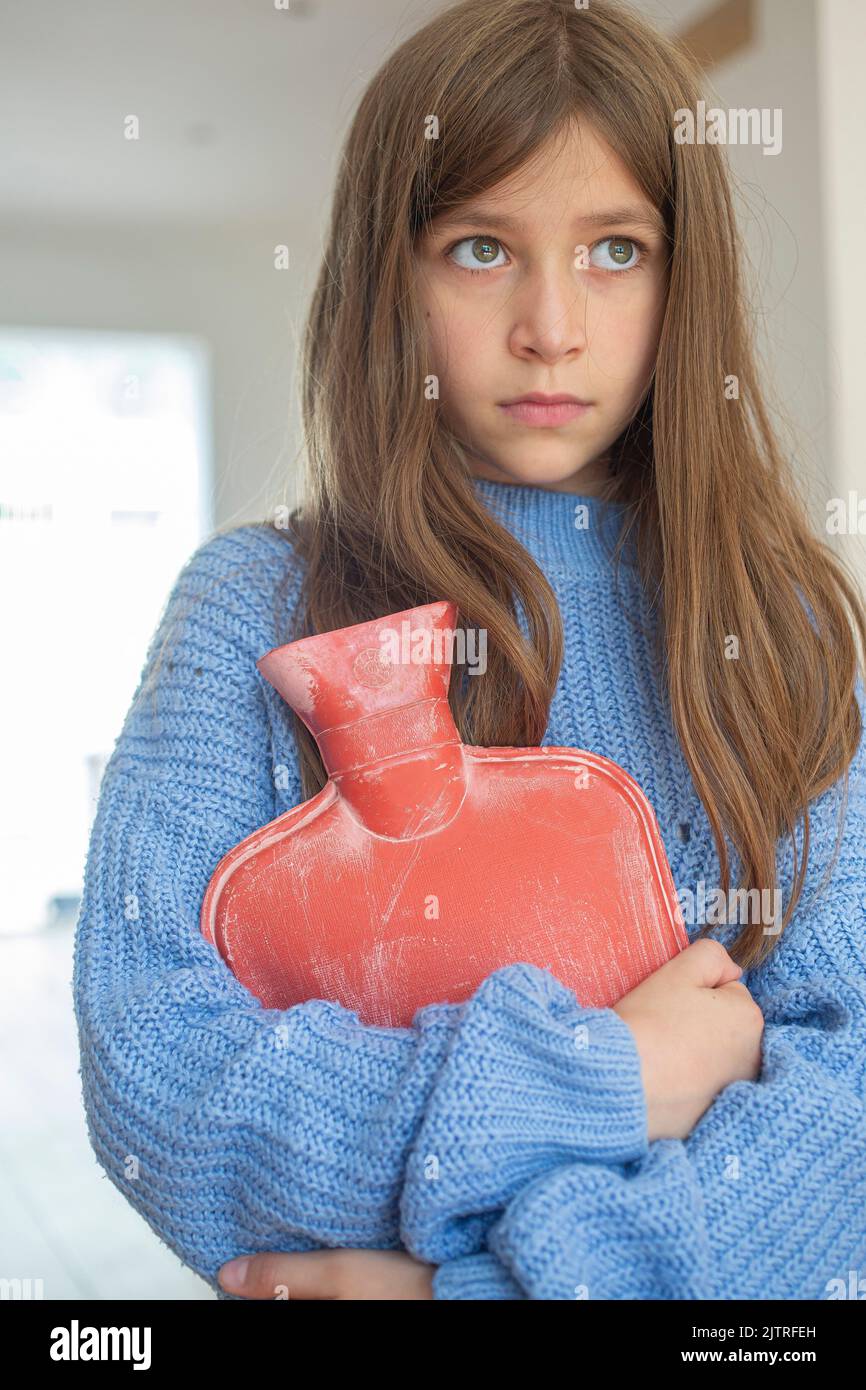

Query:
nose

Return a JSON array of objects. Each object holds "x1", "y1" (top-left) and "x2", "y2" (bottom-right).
[{"x1": 507, "y1": 253, "x2": 589, "y2": 364}]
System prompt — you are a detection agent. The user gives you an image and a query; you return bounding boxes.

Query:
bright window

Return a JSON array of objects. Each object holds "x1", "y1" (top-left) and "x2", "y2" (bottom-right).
[{"x1": 0, "y1": 328, "x2": 212, "y2": 934}]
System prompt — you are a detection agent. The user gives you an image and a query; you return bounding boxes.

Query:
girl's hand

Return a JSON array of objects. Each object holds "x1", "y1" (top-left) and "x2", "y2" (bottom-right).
[
  {"x1": 218, "y1": 1248, "x2": 436, "y2": 1300},
  {"x1": 613, "y1": 938, "x2": 765, "y2": 1142}
]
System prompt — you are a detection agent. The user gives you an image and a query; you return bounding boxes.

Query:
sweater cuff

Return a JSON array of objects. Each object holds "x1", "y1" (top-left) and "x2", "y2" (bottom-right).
[
  {"x1": 433, "y1": 1253, "x2": 526, "y2": 1300},
  {"x1": 401, "y1": 965, "x2": 649, "y2": 1265},
  {"x1": 569, "y1": 1004, "x2": 649, "y2": 1160}
]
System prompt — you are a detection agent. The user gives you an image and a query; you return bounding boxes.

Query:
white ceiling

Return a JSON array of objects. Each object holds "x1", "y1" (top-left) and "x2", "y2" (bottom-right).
[{"x1": 1, "y1": 0, "x2": 714, "y2": 230}]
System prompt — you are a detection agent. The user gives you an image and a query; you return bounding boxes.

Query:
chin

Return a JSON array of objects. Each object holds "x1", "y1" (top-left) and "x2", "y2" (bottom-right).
[
  {"x1": 502, "y1": 463, "x2": 600, "y2": 491},
  {"x1": 463, "y1": 438, "x2": 608, "y2": 493}
]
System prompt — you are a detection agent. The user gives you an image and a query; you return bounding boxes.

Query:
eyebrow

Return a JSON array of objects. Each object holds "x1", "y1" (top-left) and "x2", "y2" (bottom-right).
[{"x1": 432, "y1": 203, "x2": 667, "y2": 237}]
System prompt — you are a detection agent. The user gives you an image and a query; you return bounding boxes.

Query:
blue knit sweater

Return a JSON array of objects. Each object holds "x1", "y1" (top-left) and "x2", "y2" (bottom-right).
[{"x1": 72, "y1": 475, "x2": 866, "y2": 1300}]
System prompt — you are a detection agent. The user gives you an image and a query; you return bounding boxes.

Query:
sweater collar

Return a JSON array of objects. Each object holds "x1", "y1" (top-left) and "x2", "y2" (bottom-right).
[{"x1": 469, "y1": 474, "x2": 636, "y2": 574}]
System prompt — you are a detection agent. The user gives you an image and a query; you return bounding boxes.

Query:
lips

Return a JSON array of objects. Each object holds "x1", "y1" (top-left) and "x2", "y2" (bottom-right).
[
  {"x1": 498, "y1": 395, "x2": 593, "y2": 427},
  {"x1": 501, "y1": 392, "x2": 591, "y2": 406}
]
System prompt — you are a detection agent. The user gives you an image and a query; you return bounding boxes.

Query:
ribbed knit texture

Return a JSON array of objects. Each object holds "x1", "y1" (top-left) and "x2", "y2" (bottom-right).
[{"x1": 72, "y1": 475, "x2": 866, "y2": 1301}]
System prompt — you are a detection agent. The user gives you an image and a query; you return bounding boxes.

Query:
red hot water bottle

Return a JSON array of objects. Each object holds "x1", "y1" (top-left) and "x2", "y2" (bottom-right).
[{"x1": 201, "y1": 600, "x2": 688, "y2": 1027}]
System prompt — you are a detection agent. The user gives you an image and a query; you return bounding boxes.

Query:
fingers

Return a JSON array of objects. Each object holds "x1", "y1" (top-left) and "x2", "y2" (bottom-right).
[
  {"x1": 218, "y1": 1250, "x2": 342, "y2": 1300},
  {"x1": 672, "y1": 938, "x2": 742, "y2": 989}
]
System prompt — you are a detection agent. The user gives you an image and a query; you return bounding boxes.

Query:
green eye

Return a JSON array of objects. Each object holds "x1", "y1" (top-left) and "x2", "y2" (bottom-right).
[
  {"x1": 589, "y1": 237, "x2": 643, "y2": 272},
  {"x1": 470, "y1": 237, "x2": 500, "y2": 263},
  {"x1": 448, "y1": 235, "x2": 508, "y2": 273}
]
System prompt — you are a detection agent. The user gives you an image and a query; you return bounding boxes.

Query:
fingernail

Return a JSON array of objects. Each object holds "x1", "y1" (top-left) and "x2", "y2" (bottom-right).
[{"x1": 220, "y1": 1257, "x2": 250, "y2": 1291}]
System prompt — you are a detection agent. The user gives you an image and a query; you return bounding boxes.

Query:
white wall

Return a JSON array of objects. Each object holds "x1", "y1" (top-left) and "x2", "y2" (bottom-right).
[
  {"x1": 816, "y1": 0, "x2": 866, "y2": 593},
  {"x1": 674, "y1": 1, "x2": 829, "y2": 505}
]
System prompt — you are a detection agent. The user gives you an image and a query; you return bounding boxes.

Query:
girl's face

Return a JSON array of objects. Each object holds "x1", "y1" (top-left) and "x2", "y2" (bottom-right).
[{"x1": 416, "y1": 119, "x2": 669, "y2": 495}]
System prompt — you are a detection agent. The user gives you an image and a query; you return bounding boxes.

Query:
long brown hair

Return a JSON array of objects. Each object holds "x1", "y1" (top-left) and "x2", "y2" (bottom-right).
[{"x1": 196, "y1": 0, "x2": 866, "y2": 970}]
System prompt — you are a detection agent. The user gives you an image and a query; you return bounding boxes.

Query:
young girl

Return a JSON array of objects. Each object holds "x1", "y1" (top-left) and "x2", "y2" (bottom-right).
[{"x1": 73, "y1": 0, "x2": 866, "y2": 1301}]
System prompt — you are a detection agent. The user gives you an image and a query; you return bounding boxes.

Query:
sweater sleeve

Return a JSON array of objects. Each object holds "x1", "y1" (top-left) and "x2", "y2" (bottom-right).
[
  {"x1": 72, "y1": 526, "x2": 649, "y2": 1299},
  {"x1": 453, "y1": 678, "x2": 866, "y2": 1300}
]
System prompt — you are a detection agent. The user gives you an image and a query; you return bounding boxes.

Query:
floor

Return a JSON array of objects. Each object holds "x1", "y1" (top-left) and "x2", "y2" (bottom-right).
[{"x1": 0, "y1": 926, "x2": 213, "y2": 1299}]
